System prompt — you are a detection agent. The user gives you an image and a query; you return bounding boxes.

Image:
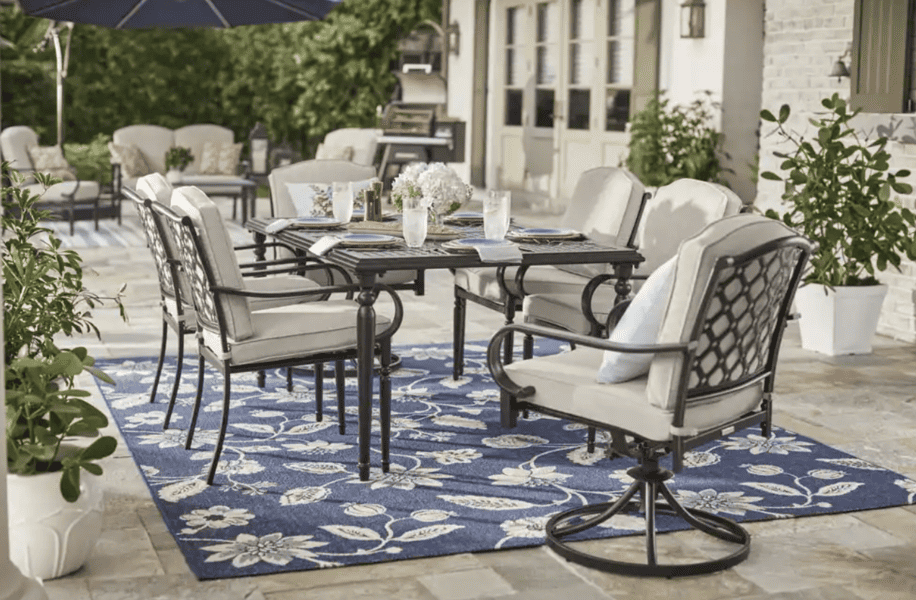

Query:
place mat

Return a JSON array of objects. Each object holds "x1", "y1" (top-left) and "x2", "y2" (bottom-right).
[
  {"x1": 444, "y1": 211, "x2": 484, "y2": 225},
  {"x1": 286, "y1": 216, "x2": 345, "y2": 230},
  {"x1": 336, "y1": 233, "x2": 400, "y2": 248},
  {"x1": 348, "y1": 220, "x2": 461, "y2": 241}
]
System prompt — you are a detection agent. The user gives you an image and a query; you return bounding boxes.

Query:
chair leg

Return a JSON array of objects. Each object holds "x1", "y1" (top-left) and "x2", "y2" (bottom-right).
[
  {"x1": 149, "y1": 320, "x2": 169, "y2": 404},
  {"x1": 257, "y1": 369, "x2": 265, "y2": 388},
  {"x1": 287, "y1": 368, "x2": 293, "y2": 392},
  {"x1": 503, "y1": 302, "x2": 516, "y2": 365},
  {"x1": 315, "y1": 362, "x2": 324, "y2": 422},
  {"x1": 523, "y1": 333, "x2": 534, "y2": 360},
  {"x1": 206, "y1": 368, "x2": 232, "y2": 485},
  {"x1": 163, "y1": 331, "x2": 186, "y2": 430},
  {"x1": 185, "y1": 355, "x2": 206, "y2": 450},
  {"x1": 335, "y1": 359, "x2": 346, "y2": 434},
  {"x1": 453, "y1": 292, "x2": 466, "y2": 380},
  {"x1": 587, "y1": 427, "x2": 596, "y2": 453},
  {"x1": 379, "y1": 339, "x2": 392, "y2": 473}
]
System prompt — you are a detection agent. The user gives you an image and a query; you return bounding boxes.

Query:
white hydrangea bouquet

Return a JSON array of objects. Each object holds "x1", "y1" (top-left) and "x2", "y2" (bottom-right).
[{"x1": 391, "y1": 162, "x2": 473, "y2": 226}]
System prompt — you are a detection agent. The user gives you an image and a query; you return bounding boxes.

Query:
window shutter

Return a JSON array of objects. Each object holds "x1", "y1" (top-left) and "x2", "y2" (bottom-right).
[
  {"x1": 850, "y1": 0, "x2": 913, "y2": 113},
  {"x1": 630, "y1": 0, "x2": 661, "y2": 118}
]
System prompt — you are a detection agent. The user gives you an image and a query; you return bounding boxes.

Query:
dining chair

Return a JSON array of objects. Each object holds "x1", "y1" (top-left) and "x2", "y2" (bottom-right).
[
  {"x1": 452, "y1": 167, "x2": 648, "y2": 379},
  {"x1": 522, "y1": 178, "x2": 745, "y2": 339},
  {"x1": 267, "y1": 158, "x2": 422, "y2": 294},
  {"x1": 131, "y1": 174, "x2": 355, "y2": 431},
  {"x1": 488, "y1": 213, "x2": 814, "y2": 576},
  {"x1": 159, "y1": 185, "x2": 403, "y2": 485}
]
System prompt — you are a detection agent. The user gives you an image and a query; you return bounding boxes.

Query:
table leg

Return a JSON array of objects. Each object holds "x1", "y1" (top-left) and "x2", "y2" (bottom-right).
[
  {"x1": 240, "y1": 189, "x2": 248, "y2": 224},
  {"x1": 253, "y1": 232, "x2": 267, "y2": 273},
  {"x1": 356, "y1": 277, "x2": 378, "y2": 481},
  {"x1": 249, "y1": 185, "x2": 256, "y2": 219},
  {"x1": 613, "y1": 262, "x2": 635, "y2": 304}
]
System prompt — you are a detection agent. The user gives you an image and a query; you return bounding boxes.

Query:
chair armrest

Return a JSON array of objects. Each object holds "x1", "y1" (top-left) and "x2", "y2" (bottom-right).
[
  {"x1": 211, "y1": 282, "x2": 404, "y2": 342},
  {"x1": 486, "y1": 322, "x2": 694, "y2": 398},
  {"x1": 579, "y1": 273, "x2": 648, "y2": 335}
]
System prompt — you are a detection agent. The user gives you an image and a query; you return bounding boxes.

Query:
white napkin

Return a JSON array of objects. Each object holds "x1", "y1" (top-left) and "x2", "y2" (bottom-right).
[
  {"x1": 476, "y1": 243, "x2": 522, "y2": 263},
  {"x1": 309, "y1": 235, "x2": 343, "y2": 256},
  {"x1": 265, "y1": 218, "x2": 292, "y2": 234}
]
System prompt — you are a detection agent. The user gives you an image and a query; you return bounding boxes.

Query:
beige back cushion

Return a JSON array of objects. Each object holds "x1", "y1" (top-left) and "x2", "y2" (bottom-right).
[
  {"x1": 174, "y1": 124, "x2": 234, "y2": 175},
  {"x1": 633, "y1": 179, "x2": 744, "y2": 275},
  {"x1": 170, "y1": 186, "x2": 253, "y2": 341},
  {"x1": 560, "y1": 167, "x2": 646, "y2": 246},
  {"x1": 0, "y1": 126, "x2": 39, "y2": 177},
  {"x1": 113, "y1": 125, "x2": 174, "y2": 174},
  {"x1": 268, "y1": 159, "x2": 377, "y2": 218},
  {"x1": 136, "y1": 173, "x2": 174, "y2": 205},
  {"x1": 646, "y1": 214, "x2": 800, "y2": 411},
  {"x1": 316, "y1": 128, "x2": 381, "y2": 167}
]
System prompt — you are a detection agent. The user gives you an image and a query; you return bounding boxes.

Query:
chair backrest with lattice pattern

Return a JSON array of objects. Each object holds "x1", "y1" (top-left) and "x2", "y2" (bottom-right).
[
  {"x1": 646, "y1": 214, "x2": 812, "y2": 417},
  {"x1": 169, "y1": 186, "x2": 253, "y2": 341}
]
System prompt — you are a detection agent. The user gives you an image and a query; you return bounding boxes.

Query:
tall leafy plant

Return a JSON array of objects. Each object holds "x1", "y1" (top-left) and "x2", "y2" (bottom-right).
[
  {"x1": 760, "y1": 94, "x2": 916, "y2": 286},
  {"x1": 3, "y1": 162, "x2": 123, "y2": 501},
  {"x1": 625, "y1": 92, "x2": 728, "y2": 187}
]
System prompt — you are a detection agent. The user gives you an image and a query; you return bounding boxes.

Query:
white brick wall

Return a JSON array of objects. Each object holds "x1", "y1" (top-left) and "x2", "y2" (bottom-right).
[{"x1": 760, "y1": 0, "x2": 916, "y2": 342}]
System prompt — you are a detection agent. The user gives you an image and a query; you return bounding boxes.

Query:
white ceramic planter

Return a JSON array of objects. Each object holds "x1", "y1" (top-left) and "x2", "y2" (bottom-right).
[
  {"x1": 7, "y1": 470, "x2": 103, "y2": 580},
  {"x1": 165, "y1": 169, "x2": 183, "y2": 184},
  {"x1": 794, "y1": 283, "x2": 888, "y2": 356}
]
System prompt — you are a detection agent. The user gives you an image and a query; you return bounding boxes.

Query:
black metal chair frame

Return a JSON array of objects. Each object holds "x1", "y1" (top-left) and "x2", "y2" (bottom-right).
[
  {"x1": 155, "y1": 202, "x2": 404, "y2": 485},
  {"x1": 453, "y1": 191, "x2": 651, "y2": 380},
  {"x1": 487, "y1": 234, "x2": 814, "y2": 577},
  {"x1": 132, "y1": 188, "x2": 357, "y2": 432}
]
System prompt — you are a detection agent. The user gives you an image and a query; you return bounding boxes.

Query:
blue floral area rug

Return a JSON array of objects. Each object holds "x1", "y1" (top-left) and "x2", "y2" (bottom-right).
[{"x1": 95, "y1": 341, "x2": 916, "y2": 580}]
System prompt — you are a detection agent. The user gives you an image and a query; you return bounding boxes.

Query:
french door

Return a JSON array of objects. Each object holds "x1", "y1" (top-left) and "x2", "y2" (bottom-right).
[{"x1": 491, "y1": 0, "x2": 636, "y2": 207}]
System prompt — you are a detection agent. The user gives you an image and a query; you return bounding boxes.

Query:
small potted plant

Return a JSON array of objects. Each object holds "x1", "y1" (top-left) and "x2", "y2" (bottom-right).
[
  {"x1": 164, "y1": 145, "x2": 194, "y2": 183},
  {"x1": 3, "y1": 162, "x2": 125, "y2": 579},
  {"x1": 760, "y1": 93, "x2": 916, "y2": 355}
]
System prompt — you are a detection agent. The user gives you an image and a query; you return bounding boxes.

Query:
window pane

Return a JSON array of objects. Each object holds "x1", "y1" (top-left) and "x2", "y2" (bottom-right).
[
  {"x1": 605, "y1": 89, "x2": 630, "y2": 131},
  {"x1": 506, "y1": 6, "x2": 519, "y2": 45},
  {"x1": 571, "y1": 0, "x2": 583, "y2": 39},
  {"x1": 568, "y1": 89, "x2": 590, "y2": 130},
  {"x1": 570, "y1": 41, "x2": 593, "y2": 85},
  {"x1": 537, "y1": 46, "x2": 557, "y2": 85},
  {"x1": 535, "y1": 89, "x2": 555, "y2": 127},
  {"x1": 608, "y1": 0, "x2": 619, "y2": 36},
  {"x1": 506, "y1": 89, "x2": 523, "y2": 126}
]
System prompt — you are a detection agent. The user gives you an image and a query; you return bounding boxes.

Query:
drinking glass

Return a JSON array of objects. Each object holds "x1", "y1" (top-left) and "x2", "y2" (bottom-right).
[
  {"x1": 402, "y1": 196, "x2": 428, "y2": 248},
  {"x1": 484, "y1": 190, "x2": 511, "y2": 240},
  {"x1": 332, "y1": 181, "x2": 354, "y2": 223}
]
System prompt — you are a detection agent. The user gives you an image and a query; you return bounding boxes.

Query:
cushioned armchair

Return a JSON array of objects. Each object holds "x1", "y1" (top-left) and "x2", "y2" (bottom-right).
[
  {"x1": 522, "y1": 178, "x2": 745, "y2": 338},
  {"x1": 453, "y1": 167, "x2": 648, "y2": 379},
  {"x1": 488, "y1": 214, "x2": 814, "y2": 576},
  {"x1": 0, "y1": 125, "x2": 117, "y2": 235},
  {"x1": 159, "y1": 186, "x2": 403, "y2": 485},
  {"x1": 130, "y1": 174, "x2": 354, "y2": 430}
]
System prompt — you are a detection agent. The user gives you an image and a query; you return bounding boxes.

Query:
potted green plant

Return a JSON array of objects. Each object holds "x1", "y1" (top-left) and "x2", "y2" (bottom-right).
[
  {"x1": 625, "y1": 91, "x2": 729, "y2": 186},
  {"x1": 164, "y1": 145, "x2": 194, "y2": 183},
  {"x1": 760, "y1": 93, "x2": 916, "y2": 355},
  {"x1": 3, "y1": 162, "x2": 124, "y2": 579}
]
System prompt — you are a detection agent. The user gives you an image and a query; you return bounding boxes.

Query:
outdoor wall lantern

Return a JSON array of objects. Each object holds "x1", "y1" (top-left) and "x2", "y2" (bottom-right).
[
  {"x1": 829, "y1": 45, "x2": 851, "y2": 81},
  {"x1": 680, "y1": 0, "x2": 706, "y2": 39},
  {"x1": 248, "y1": 122, "x2": 270, "y2": 177},
  {"x1": 446, "y1": 21, "x2": 459, "y2": 56}
]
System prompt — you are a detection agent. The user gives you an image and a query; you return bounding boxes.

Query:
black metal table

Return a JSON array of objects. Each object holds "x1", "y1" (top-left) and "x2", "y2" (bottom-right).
[{"x1": 246, "y1": 218, "x2": 644, "y2": 481}]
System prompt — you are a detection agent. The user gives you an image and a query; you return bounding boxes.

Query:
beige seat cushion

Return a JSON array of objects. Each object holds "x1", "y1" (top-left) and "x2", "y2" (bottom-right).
[
  {"x1": 246, "y1": 275, "x2": 322, "y2": 311},
  {"x1": 504, "y1": 347, "x2": 764, "y2": 442},
  {"x1": 227, "y1": 300, "x2": 392, "y2": 366},
  {"x1": 24, "y1": 180, "x2": 100, "y2": 203},
  {"x1": 455, "y1": 265, "x2": 601, "y2": 303}
]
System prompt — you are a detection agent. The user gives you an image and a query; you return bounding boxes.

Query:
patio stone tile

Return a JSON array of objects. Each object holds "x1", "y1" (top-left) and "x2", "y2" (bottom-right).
[
  {"x1": 417, "y1": 568, "x2": 515, "y2": 600},
  {"x1": 263, "y1": 576, "x2": 437, "y2": 600}
]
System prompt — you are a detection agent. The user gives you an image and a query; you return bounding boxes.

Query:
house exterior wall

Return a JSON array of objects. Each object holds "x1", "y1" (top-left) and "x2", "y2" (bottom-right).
[{"x1": 759, "y1": 0, "x2": 916, "y2": 342}]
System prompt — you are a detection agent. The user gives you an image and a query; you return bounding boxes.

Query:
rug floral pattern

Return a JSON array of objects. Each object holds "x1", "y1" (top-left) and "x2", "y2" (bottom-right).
[{"x1": 97, "y1": 341, "x2": 916, "y2": 579}]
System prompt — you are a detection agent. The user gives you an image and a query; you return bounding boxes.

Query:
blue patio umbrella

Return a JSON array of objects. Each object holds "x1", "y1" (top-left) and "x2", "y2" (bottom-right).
[{"x1": 16, "y1": 0, "x2": 343, "y2": 28}]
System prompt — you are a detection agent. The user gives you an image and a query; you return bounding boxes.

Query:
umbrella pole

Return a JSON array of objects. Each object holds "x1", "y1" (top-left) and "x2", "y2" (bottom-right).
[{"x1": 50, "y1": 22, "x2": 73, "y2": 147}]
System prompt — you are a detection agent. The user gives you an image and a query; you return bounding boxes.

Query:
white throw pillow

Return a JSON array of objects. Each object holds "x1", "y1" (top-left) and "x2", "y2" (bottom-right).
[
  {"x1": 108, "y1": 142, "x2": 151, "y2": 179},
  {"x1": 286, "y1": 182, "x2": 332, "y2": 217},
  {"x1": 596, "y1": 256, "x2": 677, "y2": 384},
  {"x1": 27, "y1": 145, "x2": 75, "y2": 181},
  {"x1": 199, "y1": 141, "x2": 242, "y2": 175}
]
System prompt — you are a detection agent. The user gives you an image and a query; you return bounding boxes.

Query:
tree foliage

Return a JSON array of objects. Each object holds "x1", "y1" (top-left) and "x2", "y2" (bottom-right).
[{"x1": 2, "y1": 0, "x2": 439, "y2": 155}]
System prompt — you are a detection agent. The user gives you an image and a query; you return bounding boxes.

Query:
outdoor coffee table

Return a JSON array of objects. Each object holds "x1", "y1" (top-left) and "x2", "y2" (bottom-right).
[
  {"x1": 180, "y1": 176, "x2": 258, "y2": 223},
  {"x1": 246, "y1": 217, "x2": 644, "y2": 481}
]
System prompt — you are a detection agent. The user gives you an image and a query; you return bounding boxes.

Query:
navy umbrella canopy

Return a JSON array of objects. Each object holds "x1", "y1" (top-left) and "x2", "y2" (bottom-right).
[{"x1": 16, "y1": 0, "x2": 343, "y2": 28}]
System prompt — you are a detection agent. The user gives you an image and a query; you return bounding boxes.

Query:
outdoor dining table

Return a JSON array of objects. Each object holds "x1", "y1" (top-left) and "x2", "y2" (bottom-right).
[{"x1": 245, "y1": 217, "x2": 645, "y2": 481}]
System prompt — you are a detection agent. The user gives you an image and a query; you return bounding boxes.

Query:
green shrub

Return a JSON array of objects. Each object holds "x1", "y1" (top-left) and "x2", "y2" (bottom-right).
[
  {"x1": 63, "y1": 133, "x2": 112, "y2": 185},
  {"x1": 625, "y1": 92, "x2": 728, "y2": 187}
]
